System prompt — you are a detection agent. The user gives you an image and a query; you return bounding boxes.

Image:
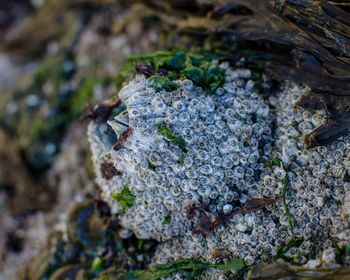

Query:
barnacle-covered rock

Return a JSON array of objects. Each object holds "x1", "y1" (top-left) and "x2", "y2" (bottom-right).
[
  {"x1": 89, "y1": 61, "x2": 272, "y2": 241},
  {"x1": 88, "y1": 57, "x2": 350, "y2": 273}
]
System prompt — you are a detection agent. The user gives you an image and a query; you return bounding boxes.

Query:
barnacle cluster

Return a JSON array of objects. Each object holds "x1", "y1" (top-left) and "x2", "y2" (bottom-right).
[
  {"x1": 263, "y1": 84, "x2": 350, "y2": 267},
  {"x1": 88, "y1": 57, "x2": 350, "y2": 276},
  {"x1": 89, "y1": 62, "x2": 271, "y2": 239}
]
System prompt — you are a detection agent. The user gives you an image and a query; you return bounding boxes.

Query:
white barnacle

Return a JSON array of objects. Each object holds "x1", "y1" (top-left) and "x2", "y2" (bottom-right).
[
  {"x1": 321, "y1": 248, "x2": 336, "y2": 266},
  {"x1": 223, "y1": 204, "x2": 233, "y2": 214}
]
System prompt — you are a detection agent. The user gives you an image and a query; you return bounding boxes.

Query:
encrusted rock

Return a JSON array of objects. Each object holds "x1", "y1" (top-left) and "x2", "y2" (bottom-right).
[{"x1": 88, "y1": 59, "x2": 350, "y2": 271}]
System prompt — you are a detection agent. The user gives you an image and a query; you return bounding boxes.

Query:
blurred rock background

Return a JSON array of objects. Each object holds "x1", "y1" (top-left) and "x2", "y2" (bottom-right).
[{"x1": 0, "y1": 1, "x2": 161, "y2": 278}]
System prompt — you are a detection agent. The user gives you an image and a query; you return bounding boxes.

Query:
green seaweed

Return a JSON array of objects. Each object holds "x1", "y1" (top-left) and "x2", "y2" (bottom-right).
[
  {"x1": 336, "y1": 243, "x2": 350, "y2": 264},
  {"x1": 275, "y1": 238, "x2": 304, "y2": 261},
  {"x1": 265, "y1": 158, "x2": 283, "y2": 168},
  {"x1": 182, "y1": 62, "x2": 225, "y2": 93},
  {"x1": 163, "y1": 52, "x2": 186, "y2": 71},
  {"x1": 92, "y1": 257, "x2": 103, "y2": 274},
  {"x1": 281, "y1": 173, "x2": 295, "y2": 236},
  {"x1": 156, "y1": 123, "x2": 186, "y2": 152},
  {"x1": 128, "y1": 51, "x2": 175, "y2": 63},
  {"x1": 266, "y1": 158, "x2": 295, "y2": 236},
  {"x1": 181, "y1": 65, "x2": 204, "y2": 85},
  {"x1": 105, "y1": 258, "x2": 245, "y2": 280},
  {"x1": 112, "y1": 185, "x2": 135, "y2": 213},
  {"x1": 177, "y1": 154, "x2": 186, "y2": 164},
  {"x1": 126, "y1": 51, "x2": 226, "y2": 93},
  {"x1": 162, "y1": 212, "x2": 172, "y2": 225},
  {"x1": 34, "y1": 63, "x2": 56, "y2": 83},
  {"x1": 137, "y1": 239, "x2": 145, "y2": 251},
  {"x1": 148, "y1": 76, "x2": 179, "y2": 92},
  {"x1": 345, "y1": 245, "x2": 350, "y2": 258}
]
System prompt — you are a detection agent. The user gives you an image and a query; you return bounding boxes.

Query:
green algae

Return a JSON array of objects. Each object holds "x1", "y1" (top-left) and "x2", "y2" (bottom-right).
[
  {"x1": 265, "y1": 158, "x2": 295, "y2": 237},
  {"x1": 92, "y1": 257, "x2": 104, "y2": 274},
  {"x1": 264, "y1": 158, "x2": 282, "y2": 168},
  {"x1": 98, "y1": 258, "x2": 245, "y2": 280},
  {"x1": 162, "y1": 212, "x2": 172, "y2": 225},
  {"x1": 156, "y1": 123, "x2": 187, "y2": 152},
  {"x1": 34, "y1": 63, "x2": 56, "y2": 83},
  {"x1": 281, "y1": 173, "x2": 295, "y2": 237},
  {"x1": 275, "y1": 238, "x2": 304, "y2": 261},
  {"x1": 115, "y1": 51, "x2": 226, "y2": 93},
  {"x1": 182, "y1": 62, "x2": 225, "y2": 93},
  {"x1": 148, "y1": 76, "x2": 179, "y2": 92},
  {"x1": 344, "y1": 245, "x2": 350, "y2": 259},
  {"x1": 163, "y1": 52, "x2": 186, "y2": 71},
  {"x1": 177, "y1": 154, "x2": 186, "y2": 164},
  {"x1": 336, "y1": 243, "x2": 350, "y2": 264},
  {"x1": 145, "y1": 51, "x2": 225, "y2": 93},
  {"x1": 112, "y1": 185, "x2": 135, "y2": 213}
]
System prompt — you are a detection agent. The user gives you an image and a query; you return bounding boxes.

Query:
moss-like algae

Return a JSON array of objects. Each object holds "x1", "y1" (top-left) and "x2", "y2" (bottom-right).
[
  {"x1": 98, "y1": 258, "x2": 245, "y2": 280},
  {"x1": 156, "y1": 123, "x2": 187, "y2": 152},
  {"x1": 148, "y1": 76, "x2": 179, "y2": 92},
  {"x1": 275, "y1": 238, "x2": 304, "y2": 261},
  {"x1": 264, "y1": 158, "x2": 282, "y2": 168},
  {"x1": 114, "y1": 51, "x2": 226, "y2": 93},
  {"x1": 162, "y1": 212, "x2": 172, "y2": 225},
  {"x1": 112, "y1": 185, "x2": 135, "y2": 213},
  {"x1": 265, "y1": 158, "x2": 295, "y2": 236},
  {"x1": 177, "y1": 154, "x2": 186, "y2": 164}
]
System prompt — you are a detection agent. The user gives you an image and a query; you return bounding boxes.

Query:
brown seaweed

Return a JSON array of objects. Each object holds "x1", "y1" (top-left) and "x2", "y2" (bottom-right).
[
  {"x1": 100, "y1": 162, "x2": 123, "y2": 180},
  {"x1": 295, "y1": 91, "x2": 350, "y2": 148},
  {"x1": 187, "y1": 197, "x2": 282, "y2": 235},
  {"x1": 112, "y1": 127, "x2": 133, "y2": 151}
]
